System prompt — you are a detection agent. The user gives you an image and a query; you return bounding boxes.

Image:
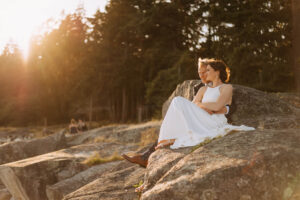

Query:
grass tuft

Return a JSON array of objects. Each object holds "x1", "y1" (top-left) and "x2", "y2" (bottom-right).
[
  {"x1": 133, "y1": 180, "x2": 144, "y2": 188},
  {"x1": 82, "y1": 152, "x2": 123, "y2": 166},
  {"x1": 94, "y1": 136, "x2": 118, "y2": 144},
  {"x1": 191, "y1": 135, "x2": 223, "y2": 152}
]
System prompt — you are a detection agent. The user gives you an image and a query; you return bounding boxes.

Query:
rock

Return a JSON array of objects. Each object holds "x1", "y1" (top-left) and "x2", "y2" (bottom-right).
[
  {"x1": 0, "y1": 142, "x2": 138, "y2": 200},
  {"x1": 0, "y1": 188, "x2": 11, "y2": 200},
  {"x1": 162, "y1": 80, "x2": 300, "y2": 128},
  {"x1": 63, "y1": 161, "x2": 146, "y2": 200},
  {"x1": 46, "y1": 161, "x2": 122, "y2": 200},
  {"x1": 0, "y1": 131, "x2": 66, "y2": 165},
  {"x1": 227, "y1": 85, "x2": 298, "y2": 126},
  {"x1": 140, "y1": 128, "x2": 300, "y2": 200},
  {"x1": 0, "y1": 151, "x2": 87, "y2": 200},
  {"x1": 142, "y1": 147, "x2": 192, "y2": 191},
  {"x1": 66, "y1": 124, "x2": 129, "y2": 146},
  {"x1": 272, "y1": 92, "x2": 300, "y2": 108},
  {"x1": 162, "y1": 80, "x2": 200, "y2": 118},
  {"x1": 67, "y1": 121, "x2": 161, "y2": 146}
]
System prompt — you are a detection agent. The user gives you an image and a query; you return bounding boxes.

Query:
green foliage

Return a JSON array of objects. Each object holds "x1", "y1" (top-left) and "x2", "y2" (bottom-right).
[
  {"x1": 0, "y1": 0, "x2": 295, "y2": 125},
  {"x1": 133, "y1": 180, "x2": 144, "y2": 188}
]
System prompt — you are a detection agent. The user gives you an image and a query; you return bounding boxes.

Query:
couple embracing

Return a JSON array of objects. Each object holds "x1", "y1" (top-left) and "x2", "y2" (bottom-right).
[{"x1": 122, "y1": 58, "x2": 255, "y2": 170}]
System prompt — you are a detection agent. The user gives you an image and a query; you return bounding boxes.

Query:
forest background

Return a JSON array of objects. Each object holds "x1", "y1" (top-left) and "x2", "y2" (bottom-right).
[{"x1": 0, "y1": 0, "x2": 299, "y2": 126}]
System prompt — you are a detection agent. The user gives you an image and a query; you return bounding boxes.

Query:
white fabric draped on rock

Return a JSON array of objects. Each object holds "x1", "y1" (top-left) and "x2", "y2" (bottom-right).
[{"x1": 158, "y1": 85, "x2": 255, "y2": 149}]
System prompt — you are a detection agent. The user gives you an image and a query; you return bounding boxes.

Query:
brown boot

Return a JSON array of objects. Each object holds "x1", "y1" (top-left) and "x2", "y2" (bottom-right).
[{"x1": 121, "y1": 153, "x2": 148, "y2": 168}]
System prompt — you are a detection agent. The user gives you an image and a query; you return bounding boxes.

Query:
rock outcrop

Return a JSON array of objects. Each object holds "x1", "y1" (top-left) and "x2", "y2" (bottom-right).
[
  {"x1": 0, "y1": 141, "x2": 140, "y2": 200},
  {"x1": 0, "y1": 80, "x2": 299, "y2": 200},
  {"x1": 162, "y1": 81, "x2": 300, "y2": 128},
  {"x1": 46, "y1": 161, "x2": 122, "y2": 200},
  {"x1": 0, "y1": 131, "x2": 66, "y2": 165},
  {"x1": 62, "y1": 81, "x2": 300, "y2": 200},
  {"x1": 0, "y1": 121, "x2": 160, "y2": 200},
  {"x1": 64, "y1": 161, "x2": 146, "y2": 200},
  {"x1": 162, "y1": 80, "x2": 200, "y2": 118},
  {"x1": 141, "y1": 128, "x2": 300, "y2": 200},
  {"x1": 67, "y1": 121, "x2": 160, "y2": 146}
]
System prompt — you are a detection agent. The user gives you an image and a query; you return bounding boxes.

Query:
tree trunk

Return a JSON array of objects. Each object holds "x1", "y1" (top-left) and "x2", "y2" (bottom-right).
[
  {"x1": 292, "y1": 0, "x2": 300, "y2": 93},
  {"x1": 121, "y1": 88, "x2": 127, "y2": 122},
  {"x1": 89, "y1": 96, "x2": 93, "y2": 125}
]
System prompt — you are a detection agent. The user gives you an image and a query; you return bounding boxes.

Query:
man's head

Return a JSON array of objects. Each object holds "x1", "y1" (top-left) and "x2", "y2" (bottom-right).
[{"x1": 198, "y1": 58, "x2": 208, "y2": 84}]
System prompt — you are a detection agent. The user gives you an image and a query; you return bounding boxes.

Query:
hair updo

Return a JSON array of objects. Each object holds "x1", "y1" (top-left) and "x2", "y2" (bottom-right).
[{"x1": 198, "y1": 58, "x2": 230, "y2": 83}]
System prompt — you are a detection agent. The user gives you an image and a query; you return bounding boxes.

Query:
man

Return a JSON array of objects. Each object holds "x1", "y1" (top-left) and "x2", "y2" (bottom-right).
[{"x1": 121, "y1": 61, "x2": 230, "y2": 167}]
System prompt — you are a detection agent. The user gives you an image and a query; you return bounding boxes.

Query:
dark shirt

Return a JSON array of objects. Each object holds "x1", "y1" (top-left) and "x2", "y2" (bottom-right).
[{"x1": 70, "y1": 126, "x2": 78, "y2": 134}]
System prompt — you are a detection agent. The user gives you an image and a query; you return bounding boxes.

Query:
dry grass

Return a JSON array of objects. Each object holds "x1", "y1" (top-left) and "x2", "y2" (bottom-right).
[
  {"x1": 139, "y1": 127, "x2": 159, "y2": 147},
  {"x1": 190, "y1": 130, "x2": 242, "y2": 152},
  {"x1": 93, "y1": 136, "x2": 118, "y2": 144},
  {"x1": 191, "y1": 135, "x2": 223, "y2": 152},
  {"x1": 82, "y1": 152, "x2": 123, "y2": 166}
]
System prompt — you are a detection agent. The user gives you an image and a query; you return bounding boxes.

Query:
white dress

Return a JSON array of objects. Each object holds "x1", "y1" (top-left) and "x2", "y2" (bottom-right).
[{"x1": 158, "y1": 84, "x2": 255, "y2": 149}]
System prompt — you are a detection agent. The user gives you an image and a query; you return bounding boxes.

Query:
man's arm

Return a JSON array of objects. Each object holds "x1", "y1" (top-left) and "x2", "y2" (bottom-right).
[
  {"x1": 212, "y1": 106, "x2": 228, "y2": 114},
  {"x1": 192, "y1": 86, "x2": 207, "y2": 103}
]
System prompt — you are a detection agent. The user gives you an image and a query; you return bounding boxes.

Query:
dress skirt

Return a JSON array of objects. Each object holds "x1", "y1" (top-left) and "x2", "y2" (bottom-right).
[{"x1": 158, "y1": 96, "x2": 255, "y2": 149}]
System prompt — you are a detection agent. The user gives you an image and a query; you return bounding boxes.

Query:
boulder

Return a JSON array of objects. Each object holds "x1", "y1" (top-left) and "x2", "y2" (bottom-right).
[
  {"x1": 162, "y1": 80, "x2": 200, "y2": 118},
  {"x1": 0, "y1": 151, "x2": 87, "y2": 200},
  {"x1": 162, "y1": 80, "x2": 300, "y2": 128},
  {"x1": 66, "y1": 124, "x2": 129, "y2": 146},
  {"x1": 0, "y1": 188, "x2": 11, "y2": 200},
  {"x1": 142, "y1": 148, "x2": 192, "y2": 192},
  {"x1": 272, "y1": 92, "x2": 300, "y2": 108},
  {"x1": 63, "y1": 161, "x2": 146, "y2": 200},
  {"x1": 46, "y1": 161, "x2": 122, "y2": 200},
  {"x1": 141, "y1": 128, "x2": 300, "y2": 200},
  {"x1": 0, "y1": 131, "x2": 66, "y2": 165},
  {"x1": 0, "y1": 142, "x2": 138, "y2": 200},
  {"x1": 67, "y1": 121, "x2": 161, "y2": 146}
]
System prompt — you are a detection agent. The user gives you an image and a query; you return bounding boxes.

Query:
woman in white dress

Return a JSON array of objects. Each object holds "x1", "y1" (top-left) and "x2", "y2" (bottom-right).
[{"x1": 155, "y1": 58, "x2": 255, "y2": 149}]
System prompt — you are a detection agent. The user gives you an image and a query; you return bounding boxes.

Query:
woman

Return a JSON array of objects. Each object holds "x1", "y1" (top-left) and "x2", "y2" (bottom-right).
[
  {"x1": 69, "y1": 119, "x2": 79, "y2": 134},
  {"x1": 155, "y1": 58, "x2": 255, "y2": 149}
]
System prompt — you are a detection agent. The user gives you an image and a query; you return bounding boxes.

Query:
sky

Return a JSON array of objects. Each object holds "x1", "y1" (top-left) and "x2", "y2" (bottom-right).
[{"x1": 0, "y1": 0, "x2": 109, "y2": 58}]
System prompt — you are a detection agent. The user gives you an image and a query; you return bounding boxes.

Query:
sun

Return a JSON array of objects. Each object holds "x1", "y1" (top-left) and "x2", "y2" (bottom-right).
[
  {"x1": 0, "y1": 1, "x2": 49, "y2": 60},
  {"x1": 0, "y1": 0, "x2": 108, "y2": 60}
]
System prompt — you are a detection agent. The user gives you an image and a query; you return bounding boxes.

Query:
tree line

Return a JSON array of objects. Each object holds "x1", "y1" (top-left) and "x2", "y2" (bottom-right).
[{"x1": 0, "y1": 0, "x2": 298, "y2": 126}]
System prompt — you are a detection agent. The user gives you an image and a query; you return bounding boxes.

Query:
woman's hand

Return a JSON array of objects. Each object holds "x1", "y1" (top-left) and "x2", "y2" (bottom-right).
[{"x1": 194, "y1": 102, "x2": 213, "y2": 115}]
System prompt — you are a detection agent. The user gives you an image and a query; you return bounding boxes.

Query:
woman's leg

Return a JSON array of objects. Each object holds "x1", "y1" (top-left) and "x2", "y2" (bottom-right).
[
  {"x1": 158, "y1": 97, "x2": 194, "y2": 145},
  {"x1": 155, "y1": 139, "x2": 176, "y2": 150}
]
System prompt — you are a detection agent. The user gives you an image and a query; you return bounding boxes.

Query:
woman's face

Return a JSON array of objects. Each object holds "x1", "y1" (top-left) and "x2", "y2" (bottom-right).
[{"x1": 206, "y1": 65, "x2": 219, "y2": 82}]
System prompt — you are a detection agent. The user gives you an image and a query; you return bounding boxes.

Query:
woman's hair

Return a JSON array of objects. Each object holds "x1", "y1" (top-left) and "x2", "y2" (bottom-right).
[
  {"x1": 198, "y1": 58, "x2": 230, "y2": 82},
  {"x1": 71, "y1": 119, "x2": 76, "y2": 124}
]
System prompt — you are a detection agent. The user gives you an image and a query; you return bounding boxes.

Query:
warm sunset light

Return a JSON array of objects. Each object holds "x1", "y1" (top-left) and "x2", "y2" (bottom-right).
[
  {"x1": 0, "y1": 0, "x2": 108, "y2": 60},
  {"x1": 0, "y1": 1, "x2": 298, "y2": 199}
]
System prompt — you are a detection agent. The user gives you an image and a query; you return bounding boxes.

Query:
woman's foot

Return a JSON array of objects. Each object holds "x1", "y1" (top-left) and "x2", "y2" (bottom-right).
[
  {"x1": 135, "y1": 183, "x2": 145, "y2": 193},
  {"x1": 155, "y1": 139, "x2": 175, "y2": 150}
]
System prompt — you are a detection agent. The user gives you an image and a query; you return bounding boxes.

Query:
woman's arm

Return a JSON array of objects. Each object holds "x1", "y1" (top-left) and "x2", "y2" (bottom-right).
[
  {"x1": 200, "y1": 84, "x2": 233, "y2": 111},
  {"x1": 195, "y1": 103, "x2": 228, "y2": 115},
  {"x1": 192, "y1": 86, "x2": 207, "y2": 103}
]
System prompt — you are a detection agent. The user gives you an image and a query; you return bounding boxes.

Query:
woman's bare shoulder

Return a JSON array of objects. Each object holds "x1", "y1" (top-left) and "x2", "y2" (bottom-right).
[
  {"x1": 221, "y1": 84, "x2": 233, "y2": 89},
  {"x1": 220, "y1": 84, "x2": 233, "y2": 93}
]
